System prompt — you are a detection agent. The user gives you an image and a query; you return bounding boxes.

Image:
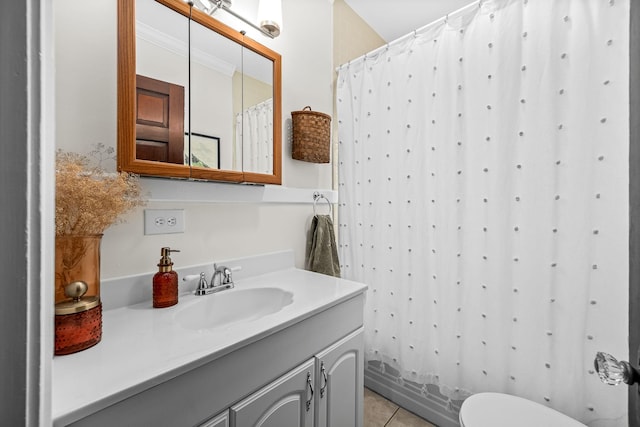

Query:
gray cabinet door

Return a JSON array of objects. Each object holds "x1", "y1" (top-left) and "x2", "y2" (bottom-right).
[
  {"x1": 200, "y1": 410, "x2": 229, "y2": 427},
  {"x1": 231, "y1": 358, "x2": 315, "y2": 427},
  {"x1": 314, "y1": 328, "x2": 364, "y2": 427}
]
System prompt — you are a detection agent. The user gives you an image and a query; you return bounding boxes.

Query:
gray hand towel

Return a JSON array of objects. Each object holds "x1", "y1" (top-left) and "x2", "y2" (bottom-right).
[{"x1": 305, "y1": 214, "x2": 341, "y2": 277}]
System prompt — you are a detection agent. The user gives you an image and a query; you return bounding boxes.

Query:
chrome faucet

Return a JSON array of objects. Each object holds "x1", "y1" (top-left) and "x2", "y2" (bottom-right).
[
  {"x1": 212, "y1": 264, "x2": 233, "y2": 287},
  {"x1": 192, "y1": 264, "x2": 235, "y2": 296}
]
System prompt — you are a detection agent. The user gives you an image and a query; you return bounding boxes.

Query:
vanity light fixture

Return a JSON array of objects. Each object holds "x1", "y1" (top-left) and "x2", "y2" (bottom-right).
[
  {"x1": 257, "y1": 0, "x2": 282, "y2": 37},
  {"x1": 191, "y1": 0, "x2": 281, "y2": 38}
]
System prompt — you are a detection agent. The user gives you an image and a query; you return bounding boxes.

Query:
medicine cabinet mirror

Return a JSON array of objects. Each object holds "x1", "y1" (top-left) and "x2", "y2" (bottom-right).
[{"x1": 118, "y1": 0, "x2": 282, "y2": 184}]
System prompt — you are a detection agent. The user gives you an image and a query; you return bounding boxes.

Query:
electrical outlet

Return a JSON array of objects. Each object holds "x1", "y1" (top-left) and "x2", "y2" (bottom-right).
[{"x1": 144, "y1": 209, "x2": 185, "y2": 235}]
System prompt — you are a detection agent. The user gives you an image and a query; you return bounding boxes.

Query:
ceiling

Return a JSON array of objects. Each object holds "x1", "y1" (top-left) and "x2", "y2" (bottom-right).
[{"x1": 343, "y1": 0, "x2": 476, "y2": 42}]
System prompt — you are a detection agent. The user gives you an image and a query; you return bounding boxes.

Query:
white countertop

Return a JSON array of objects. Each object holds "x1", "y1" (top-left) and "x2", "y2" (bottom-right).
[{"x1": 52, "y1": 267, "x2": 367, "y2": 425}]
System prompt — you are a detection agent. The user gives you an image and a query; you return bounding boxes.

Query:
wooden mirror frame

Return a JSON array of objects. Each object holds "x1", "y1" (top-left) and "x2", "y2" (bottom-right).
[{"x1": 117, "y1": 0, "x2": 282, "y2": 184}]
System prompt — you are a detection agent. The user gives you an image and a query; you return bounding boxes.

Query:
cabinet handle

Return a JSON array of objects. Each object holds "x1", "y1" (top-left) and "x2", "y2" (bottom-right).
[
  {"x1": 320, "y1": 362, "x2": 328, "y2": 398},
  {"x1": 306, "y1": 372, "x2": 314, "y2": 412}
]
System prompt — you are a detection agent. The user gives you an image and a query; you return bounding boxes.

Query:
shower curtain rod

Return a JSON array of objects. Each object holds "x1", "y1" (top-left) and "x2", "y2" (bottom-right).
[{"x1": 336, "y1": 0, "x2": 483, "y2": 71}]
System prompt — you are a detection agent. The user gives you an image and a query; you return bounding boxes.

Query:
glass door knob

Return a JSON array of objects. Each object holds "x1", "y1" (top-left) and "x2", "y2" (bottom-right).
[{"x1": 594, "y1": 351, "x2": 640, "y2": 386}]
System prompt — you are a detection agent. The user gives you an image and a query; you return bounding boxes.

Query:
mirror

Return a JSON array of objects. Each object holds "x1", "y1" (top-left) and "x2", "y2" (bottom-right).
[
  {"x1": 134, "y1": 0, "x2": 189, "y2": 166},
  {"x1": 118, "y1": 0, "x2": 282, "y2": 184},
  {"x1": 189, "y1": 16, "x2": 242, "y2": 172},
  {"x1": 240, "y1": 48, "x2": 274, "y2": 175}
]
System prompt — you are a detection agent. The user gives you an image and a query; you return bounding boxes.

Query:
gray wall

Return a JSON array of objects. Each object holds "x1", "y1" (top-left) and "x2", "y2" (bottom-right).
[
  {"x1": 630, "y1": 0, "x2": 640, "y2": 425},
  {"x1": 0, "y1": 0, "x2": 50, "y2": 425}
]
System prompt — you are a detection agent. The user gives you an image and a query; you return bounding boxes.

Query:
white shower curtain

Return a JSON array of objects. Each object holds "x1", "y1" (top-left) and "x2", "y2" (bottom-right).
[
  {"x1": 337, "y1": 0, "x2": 629, "y2": 424},
  {"x1": 234, "y1": 97, "x2": 274, "y2": 173}
]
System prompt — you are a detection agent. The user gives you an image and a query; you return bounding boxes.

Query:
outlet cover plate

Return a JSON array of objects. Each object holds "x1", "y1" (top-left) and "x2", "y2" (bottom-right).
[{"x1": 144, "y1": 209, "x2": 185, "y2": 235}]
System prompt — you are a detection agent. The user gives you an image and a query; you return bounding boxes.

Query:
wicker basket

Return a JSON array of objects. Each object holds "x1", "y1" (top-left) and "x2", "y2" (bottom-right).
[{"x1": 291, "y1": 106, "x2": 331, "y2": 163}]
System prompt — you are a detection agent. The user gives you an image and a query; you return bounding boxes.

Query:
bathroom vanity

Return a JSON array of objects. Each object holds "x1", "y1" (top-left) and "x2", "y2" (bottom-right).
[{"x1": 52, "y1": 252, "x2": 367, "y2": 427}]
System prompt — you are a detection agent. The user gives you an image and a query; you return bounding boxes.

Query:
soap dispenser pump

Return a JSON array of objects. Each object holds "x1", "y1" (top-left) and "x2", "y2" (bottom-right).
[{"x1": 153, "y1": 247, "x2": 180, "y2": 308}]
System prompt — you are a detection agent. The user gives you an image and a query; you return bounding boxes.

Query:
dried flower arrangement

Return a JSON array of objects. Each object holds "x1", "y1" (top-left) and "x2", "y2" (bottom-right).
[
  {"x1": 55, "y1": 146, "x2": 145, "y2": 303},
  {"x1": 55, "y1": 146, "x2": 145, "y2": 236}
]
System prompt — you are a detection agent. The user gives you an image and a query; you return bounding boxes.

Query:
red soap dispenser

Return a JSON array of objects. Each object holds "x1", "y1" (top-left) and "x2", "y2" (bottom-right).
[{"x1": 153, "y1": 247, "x2": 180, "y2": 308}]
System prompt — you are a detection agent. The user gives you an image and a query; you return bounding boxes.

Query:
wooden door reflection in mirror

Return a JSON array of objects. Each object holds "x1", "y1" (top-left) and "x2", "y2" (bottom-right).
[
  {"x1": 118, "y1": 0, "x2": 281, "y2": 184},
  {"x1": 135, "y1": 74, "x2": 185, "y2": 164}
]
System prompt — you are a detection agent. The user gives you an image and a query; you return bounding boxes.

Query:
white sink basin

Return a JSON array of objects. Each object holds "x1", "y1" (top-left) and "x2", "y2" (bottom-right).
[{"x1": 175, "y1": 287, "x2": 294, "y2": 330}]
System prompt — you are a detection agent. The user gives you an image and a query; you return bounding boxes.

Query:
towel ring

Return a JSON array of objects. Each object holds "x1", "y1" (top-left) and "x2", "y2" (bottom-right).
[{"x1": 313, "y1": 192, "x2": 332, "y2": 216}]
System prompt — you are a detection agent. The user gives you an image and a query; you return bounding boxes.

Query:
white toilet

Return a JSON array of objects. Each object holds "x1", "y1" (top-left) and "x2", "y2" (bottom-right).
[{"x1": 459, "y1": 392, "x2": 587, "y2": 427}]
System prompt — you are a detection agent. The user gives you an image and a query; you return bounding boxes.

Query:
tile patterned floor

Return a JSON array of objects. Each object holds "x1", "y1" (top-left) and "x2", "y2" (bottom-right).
[{"x1": 364, "y1": 387, "x2": 438, "y2": 427}]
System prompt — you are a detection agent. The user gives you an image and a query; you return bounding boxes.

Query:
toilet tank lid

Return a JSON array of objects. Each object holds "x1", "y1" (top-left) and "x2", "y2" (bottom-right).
[{"x1": 459, "y1": 392, "x2": 587, "y2": 427}]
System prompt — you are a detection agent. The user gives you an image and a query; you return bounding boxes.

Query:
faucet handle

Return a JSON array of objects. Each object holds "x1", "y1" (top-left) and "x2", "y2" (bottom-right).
[
  {"x1": 225, "y1": 266, "x2": 242, "y2": 284},
  {"x1": 221, "y1": 267, "x2": 233, "y2": 284},
  {"x1": 193, "y1": 272, "x2": 209, "y2": 295}
]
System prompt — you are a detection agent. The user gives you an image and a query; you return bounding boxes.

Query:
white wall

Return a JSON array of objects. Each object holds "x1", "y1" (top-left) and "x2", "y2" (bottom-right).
[{"x1": 54, "y1": 0, "x2": 334, "y2": 279}]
